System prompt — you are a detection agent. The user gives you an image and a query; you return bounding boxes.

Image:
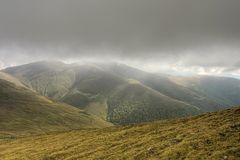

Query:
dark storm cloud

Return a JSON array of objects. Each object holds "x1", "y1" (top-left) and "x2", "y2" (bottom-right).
[{"x1": 0, "y1": 0, "x2": 240, "y2": 74}]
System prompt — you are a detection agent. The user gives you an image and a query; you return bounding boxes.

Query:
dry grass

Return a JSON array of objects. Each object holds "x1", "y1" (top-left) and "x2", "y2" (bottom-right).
[
  {"x1": 0, "y1": 79, "x2": 111, "y2": 138},
  {"x1": 0, "y1": 107, "x2": 239, "y2": 160}
]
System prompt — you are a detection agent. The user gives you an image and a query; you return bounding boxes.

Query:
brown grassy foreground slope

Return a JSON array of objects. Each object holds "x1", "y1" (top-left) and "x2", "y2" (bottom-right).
[
  {"x1": 0, "y1": 107, "x2": 239, "y2": 160},
  {"x1": 0, "y1": 77, "x2": 111, "y2": 137}
]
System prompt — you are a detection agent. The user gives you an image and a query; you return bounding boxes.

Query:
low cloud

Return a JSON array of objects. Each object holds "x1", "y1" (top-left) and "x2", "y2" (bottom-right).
[{"x1": 0, "y1": 0, "x2": 239, "y2": 77}]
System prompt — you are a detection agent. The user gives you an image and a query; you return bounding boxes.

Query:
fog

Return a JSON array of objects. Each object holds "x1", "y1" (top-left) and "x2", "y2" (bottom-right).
[{"x1": 0, "y1": 0, "x2": 240, "y2": 78}]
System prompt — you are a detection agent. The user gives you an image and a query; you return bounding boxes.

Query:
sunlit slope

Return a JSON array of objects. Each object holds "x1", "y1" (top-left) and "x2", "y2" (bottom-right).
[
  {"x1": 0, "y1": 107, "x2": 239, "y2": 160},
  {"x1": 0, "y1": 72, "x2": 26, "y2": 88},
  {"x1": 171, "y1": 75, "x2": 240, "y2": 107},
  {"x1": 3, "y1": 61, "x2": 76, "y2": 99},
  {"x1": 3, "y1": 61, "x2": 125, "y2": 100},
  {"x1": 0, "y1": 79, "x2": 111, "y2": 137},
  {"x1": 107, "y1": 82, "x2": 201, "y2": 124},
  {"x1": 3, "y1": 62, "x2": 125, "y2": 120},
  {"x1": 102, "y1": 63, "x2": 238, "y2": 111}
]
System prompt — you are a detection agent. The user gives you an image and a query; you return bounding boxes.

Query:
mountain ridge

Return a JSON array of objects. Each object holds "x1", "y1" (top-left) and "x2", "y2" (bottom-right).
[{"x1": 2, "y1": 61, "x2": 240, "y2": 124}]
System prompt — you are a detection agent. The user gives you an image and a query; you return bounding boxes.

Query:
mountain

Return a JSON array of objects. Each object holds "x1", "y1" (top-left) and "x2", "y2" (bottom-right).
[
  {"x1": 0, "y1": 73, "x2": 111, "y2": 137},
  {"x1": 4, "y1": 61, "x2": 240, "y2": 124},
  {"x1": 107, "y1": 81, "x2": 200, "y2": 124},
  {"x1": 101, "y1": 63, "x2": 233, "y2": 112},
  {"x1": 3, "y1": 61, "x2": 76, "y2": 99},
  {"x1": 3, "y1": 61, "x2": 202, "y2": 124},
  {"x1": 170, "y1": 75, "x2": 240, "y2": 107},
  {"x1": 1, "y1": 107, "x2": 239, "y2": 159}
]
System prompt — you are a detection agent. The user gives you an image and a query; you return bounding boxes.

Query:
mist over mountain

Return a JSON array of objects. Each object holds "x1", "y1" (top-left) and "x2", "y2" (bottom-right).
[
  {"x1": 0, "y1": 0, "x2": 240, "y2": 78},
  {"x1": 2, "y1": 61, "x2": 240, "y2": 125}
]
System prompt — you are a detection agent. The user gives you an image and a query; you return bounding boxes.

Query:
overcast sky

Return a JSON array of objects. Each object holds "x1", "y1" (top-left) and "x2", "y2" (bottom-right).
[{"x1": 0, "y1": 0, "x2": 240, "y2": 77}]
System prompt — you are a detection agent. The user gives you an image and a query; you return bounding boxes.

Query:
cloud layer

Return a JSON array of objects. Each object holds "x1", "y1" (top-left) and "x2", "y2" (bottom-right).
[{"x1": 0, "y1": 0, "x2": 240, "y2": 77}]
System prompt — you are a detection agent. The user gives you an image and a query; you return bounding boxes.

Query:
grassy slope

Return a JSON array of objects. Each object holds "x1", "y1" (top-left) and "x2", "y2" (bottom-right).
[
  {"x1": 84, "y1": 98, "x2": 108, "y2": 120},
  {"x1": 4, "y1": 62, "x2": 202, "y2": 124},
  {"x1": 102, "y1": 63, "x2": 230, "y2": 112},
  {"x1": 0, "y1": 78, "x2": 111, "y2": 137},
  {"x1": 107, "y1": 81, "x2": 201, "y2": 124},
  {"x1": 70, "y1": 66, "x2": 201, "y2": 123},
  {"x1": 0, "y1": 72, "x2": 26, "y2": 88},
  {"x1": 3, "y1": 62, "x2": 125, "y2": 120},
  {"x1": 140, "y1": 76, "x2": 224, "y2": 112},
  {"x1": 61, "y1": 64, "x2": 126, "y2": 120},
  {"x1": 3, "y1": 61, "x2": 76, "y2": 99},
  {"x1": 0, "y1": 107, "x2": 239, "y2": 160},
  {"x1": 69, "y1": 68, "x2": 201, "y2": 124},
  {"x1": 171, "y1": 75, "x2": 240, "y2": 107}
]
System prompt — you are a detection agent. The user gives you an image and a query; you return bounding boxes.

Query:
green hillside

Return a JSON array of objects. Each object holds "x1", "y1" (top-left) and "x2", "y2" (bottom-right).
[
  {"x1": 60, "y1": 64, "x2": 126, "y2": 120},
  {"x1": 101, "y1": 63, "x2": 237, "y2": 112},
  {"x1": 3, "y1": 61, "x2": 76, "y2": 99},
  {"x1": 3, "y1": 61, "x2": 240, "y2": 124},
  {"x1": 72, "y1": 64, "x2": 125, "y2": 96},
  {"x1": 107, "y1": 82, "x2": 200, "y2": 124},
  {"x1": 0, "y1": 107, "x2": 239, "y2": 160},
  {"x1": 3, "y1": 62, "x2": 202, "y2": 124},
  {"x1": 3, "y1": 62, "x2": 125, "y2": 121},
  {"x1": 0, "y1": 77, "x2": 111, "y2": 137},
  {"x1": 171, "y1": 75, "x2": 240, "y2": 107}
]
